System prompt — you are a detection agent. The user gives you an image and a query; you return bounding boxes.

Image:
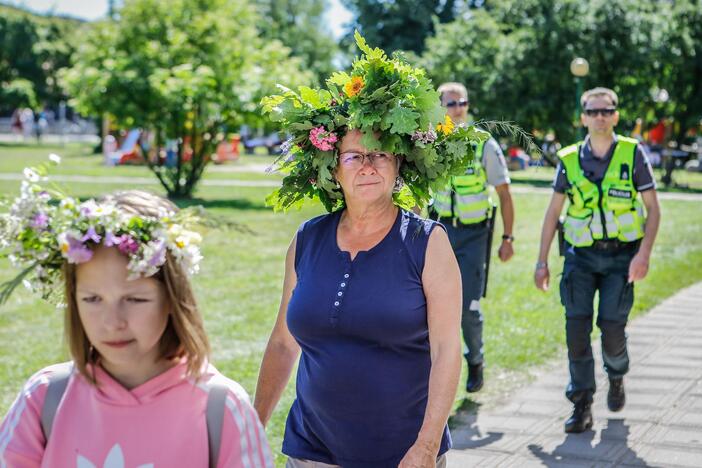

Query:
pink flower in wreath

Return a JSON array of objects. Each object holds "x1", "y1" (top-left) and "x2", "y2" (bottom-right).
[
  {"x1": 309, "y1": 126, "x2": 338, "y2": 152},
  {"x1": 117, "y1": 235, "x2": 139, "y2": 255}
]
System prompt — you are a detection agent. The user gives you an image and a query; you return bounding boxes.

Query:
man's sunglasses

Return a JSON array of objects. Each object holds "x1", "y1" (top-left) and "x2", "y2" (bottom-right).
[
  {"x1": 445, "y1": 99, "x2": 469, "y2": 108},
  {"x1": 584, "y1": 108, "x2": 616, "y2": 117}
]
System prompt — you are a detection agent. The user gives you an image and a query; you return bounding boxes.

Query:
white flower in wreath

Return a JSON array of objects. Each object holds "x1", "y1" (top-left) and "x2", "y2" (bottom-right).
[{"x1": 76, "y1": 443, "x2": 153, "y2": 468}]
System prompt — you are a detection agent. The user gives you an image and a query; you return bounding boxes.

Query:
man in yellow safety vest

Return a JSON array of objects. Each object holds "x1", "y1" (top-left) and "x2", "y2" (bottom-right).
[
  {"x1": 431, "y1": 82, "x2": 515, "y2": 394},
  {"x1": 535, "y1": 87, "x2": 661, "y2": 433}
]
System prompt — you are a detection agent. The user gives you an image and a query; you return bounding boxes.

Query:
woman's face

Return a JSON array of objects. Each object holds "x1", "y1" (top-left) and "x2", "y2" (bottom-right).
[{"x1": 335, "y1": 129, "x2": 399, "y2": 206}]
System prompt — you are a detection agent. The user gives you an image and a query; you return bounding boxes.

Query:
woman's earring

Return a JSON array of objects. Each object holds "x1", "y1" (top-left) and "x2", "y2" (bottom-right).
[{"x1": 393, "y1": 176, "x2": 405, "y2": 193}]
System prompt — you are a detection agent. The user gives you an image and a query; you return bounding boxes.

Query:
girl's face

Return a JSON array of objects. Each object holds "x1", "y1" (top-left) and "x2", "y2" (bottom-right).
[{"x1": 76, "y1": 246, "x2": 170, "y2": 387}]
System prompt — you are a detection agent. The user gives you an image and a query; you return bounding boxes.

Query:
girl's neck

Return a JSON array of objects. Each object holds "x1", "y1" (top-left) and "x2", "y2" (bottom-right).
[{"x1": 100, "y1": 356, "x2": 178, "y2": 390}]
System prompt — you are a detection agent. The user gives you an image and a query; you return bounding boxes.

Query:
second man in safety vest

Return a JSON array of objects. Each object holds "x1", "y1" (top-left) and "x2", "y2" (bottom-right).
[
  {"x1": 535, "y1": 87, "x2": 661, "y2": 433},
  {"x1": 431, "y1": 82, "x2": 516, "y2": 393}
]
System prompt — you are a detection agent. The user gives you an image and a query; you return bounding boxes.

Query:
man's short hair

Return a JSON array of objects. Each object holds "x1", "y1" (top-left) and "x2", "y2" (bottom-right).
[
  {"x1": 581, "y1": 87, "x2": 618, "y2": 108},
  {"x1": 438, "y1": 82, "x2": 468, "y2": 100}
]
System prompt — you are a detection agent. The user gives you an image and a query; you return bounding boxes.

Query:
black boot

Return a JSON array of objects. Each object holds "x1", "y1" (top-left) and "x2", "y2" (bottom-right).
[
  {"x1": 564, "y1": 400, "x2": 593, "y2": 433},
  {"x1": 466, "y1": 363, "x2": 484, "y2": 393},
  {"x1": 607, "y1": 377, "x2": 625, "y2": 412}
]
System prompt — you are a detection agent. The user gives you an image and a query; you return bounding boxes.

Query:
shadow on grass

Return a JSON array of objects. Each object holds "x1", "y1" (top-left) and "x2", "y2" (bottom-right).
[
  {"x1": 69, "y1": 195, "x2": 269, "y2": 212},
  {"x1": 657, "y1": 184, "x2": 702, "y2": 194},
  {"x1": 0, "y1": 142, "x2": 28, "y2": 148},
  {"x1": 172, "y1": 197, "x2": 271, "y2": 212}
]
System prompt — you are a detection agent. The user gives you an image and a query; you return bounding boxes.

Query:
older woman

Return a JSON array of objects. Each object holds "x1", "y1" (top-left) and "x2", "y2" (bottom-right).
[{"x1": 255, "y1": 33, "x2": 487, "y2": 468}]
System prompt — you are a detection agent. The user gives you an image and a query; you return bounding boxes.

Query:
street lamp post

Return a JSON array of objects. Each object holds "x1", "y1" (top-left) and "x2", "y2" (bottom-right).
[{"x1": 570, "y1": 57, "x2": 589, "y2": 139}]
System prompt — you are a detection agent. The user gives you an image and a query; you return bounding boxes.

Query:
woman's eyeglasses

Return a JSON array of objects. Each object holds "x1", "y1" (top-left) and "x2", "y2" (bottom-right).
[
  {"x1": 584, "y1": 108, "x2": 616, "y2": 117},
  {"x1": 339, "y1": 151, "x2": 395, "y2": 169},
  {"x1": 444, "y1": 99, "x2": 469, "y2": 108}
]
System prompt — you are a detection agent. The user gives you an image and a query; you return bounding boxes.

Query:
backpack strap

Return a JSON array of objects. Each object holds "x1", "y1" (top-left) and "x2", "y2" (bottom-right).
[
  {"x1": 40, "y1": 362, "x2": 74, "y2": 442},
  {"x1": 205, "y1": 383, "x2": 229, "y2": 468}
]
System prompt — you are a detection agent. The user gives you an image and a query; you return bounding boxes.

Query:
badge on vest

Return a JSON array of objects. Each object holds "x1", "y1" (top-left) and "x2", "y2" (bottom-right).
[
  {"x1": 608, "y1": 188, "x2": 632, "y2": 199},
  {"x1": 465, "y1": 167, "x2": 476, "y2": 175},
  {"x1": 620, "y1": 163, "x2": 630, "y2": 181}
]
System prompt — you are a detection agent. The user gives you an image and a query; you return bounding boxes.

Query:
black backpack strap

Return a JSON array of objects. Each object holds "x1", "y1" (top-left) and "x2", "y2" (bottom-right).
[
  {"x1": 206, "y1": 383, "x2": 229, "y2": 468},
  {"x1": 40, "y1": 362, "x2": 73, "y2": 442}
]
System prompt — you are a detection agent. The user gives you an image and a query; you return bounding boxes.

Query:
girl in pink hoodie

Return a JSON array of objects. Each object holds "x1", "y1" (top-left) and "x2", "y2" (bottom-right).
[{"x1": 0, "y1": 187, "x2": 273, "y2": 468}]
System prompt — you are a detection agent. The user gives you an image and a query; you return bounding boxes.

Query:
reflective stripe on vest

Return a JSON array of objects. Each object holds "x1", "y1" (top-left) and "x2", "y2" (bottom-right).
[
  {"x1": 558, "y1": 135, "x2": 646, "y2": 247},
  {"x1": 433, "y1": 139, "x2": 491, "y2": 224}
]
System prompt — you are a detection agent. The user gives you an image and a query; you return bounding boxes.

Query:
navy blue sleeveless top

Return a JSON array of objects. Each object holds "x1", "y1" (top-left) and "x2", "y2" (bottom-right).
[{"x1": 282, "y1": 208, "x2": 451, "y2": 467}]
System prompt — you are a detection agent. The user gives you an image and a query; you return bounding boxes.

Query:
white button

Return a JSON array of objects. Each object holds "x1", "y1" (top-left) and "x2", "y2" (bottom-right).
[
  {"x1": 334, "y1": 301, "x2": 340, "y2": 306},
  {"x1": 341, "y1": 282, "x2": 346, "y2": 287},
  {"x1": 337, "y1": 292, "x2": 343, "y2": 296},
  {"x1": 344, "y1": 274, "x2": 349, "y2": 278}
]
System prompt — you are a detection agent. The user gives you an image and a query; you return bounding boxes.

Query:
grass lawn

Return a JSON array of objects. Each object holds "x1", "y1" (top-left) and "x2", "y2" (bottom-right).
[
  {"x1": 0, "y1": 142, "x2": 280, "y2": 181},
  {"x1": 1, "y1": 143, "x2": 702, "y2": 465}
]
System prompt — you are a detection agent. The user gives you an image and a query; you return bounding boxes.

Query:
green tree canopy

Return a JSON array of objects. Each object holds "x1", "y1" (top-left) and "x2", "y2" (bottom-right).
[
  {"x1": 341, "y1": 0, "x2": 460, "y2": 55},
  {"x1": 256, "y1": 0, "x2": 338, "y2": 85},
  {"x1": 420, "y1": 0, "x2": 700, "y2": 144},
  {"x1": 62, "y1": 0, "x2": 312, "y2": 199},
  {"x1": 0, "y1": 6, "x2": 78, "y2": 114}
]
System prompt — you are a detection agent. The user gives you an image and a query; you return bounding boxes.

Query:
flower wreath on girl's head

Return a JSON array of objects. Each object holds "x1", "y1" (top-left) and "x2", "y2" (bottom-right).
[
  {"x1": 0, "y1": 157, "x2": 203, "y2": 305},
  {"x1": 262, "y1": 31, "x2": 490, "y2": 213}
]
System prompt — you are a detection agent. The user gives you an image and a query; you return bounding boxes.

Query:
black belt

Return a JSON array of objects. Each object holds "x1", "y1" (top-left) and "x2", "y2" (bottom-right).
[
  {"x1": 588, "y1": 239, "x2": 639, "y2": 251},
  {"x1": 434, "y1": 215, "x2": 488, "y2": 229}
]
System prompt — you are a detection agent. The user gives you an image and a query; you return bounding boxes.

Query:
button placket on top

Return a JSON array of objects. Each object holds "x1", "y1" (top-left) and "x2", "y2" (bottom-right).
[{"x1": 330, "y1": 265, "x2": 352, "y2": 326}]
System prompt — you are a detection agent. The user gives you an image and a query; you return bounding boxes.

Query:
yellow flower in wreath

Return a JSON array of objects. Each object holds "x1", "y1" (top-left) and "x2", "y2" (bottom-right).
[{"x1": 436, "y1": 115, "x2": 455, "y2": 136}]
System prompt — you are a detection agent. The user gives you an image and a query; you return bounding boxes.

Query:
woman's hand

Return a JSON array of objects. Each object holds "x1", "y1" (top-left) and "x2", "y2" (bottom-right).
[{"x1": 398, "y1": 440, "x2": 438, "y2": 468}]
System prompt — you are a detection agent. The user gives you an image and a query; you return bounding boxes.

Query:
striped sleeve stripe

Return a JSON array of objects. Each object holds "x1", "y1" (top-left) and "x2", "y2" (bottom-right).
[
  {"x1": 0, "y1": 377, "x2": 47, "y2": 463},
  {"x1": 195, "y1": 380, "x2": 254, "y2": 468},
  {"x1": 243, "y1": 399, "x2": 272, "y2": 468},
  {"x1": 225, "y1": 397, "x2": 264, "y2": 468},
  {"x1": 255, "y1": 419, "x2": 273, "y2": 468}
]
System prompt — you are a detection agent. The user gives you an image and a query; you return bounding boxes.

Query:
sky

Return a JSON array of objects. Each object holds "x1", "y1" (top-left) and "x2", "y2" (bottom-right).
[{"x1": 6, "y1": 0, "x2": 353, "y2": 39}]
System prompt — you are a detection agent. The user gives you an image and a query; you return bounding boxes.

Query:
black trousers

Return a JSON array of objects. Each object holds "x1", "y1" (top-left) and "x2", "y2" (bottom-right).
[{"x1": 560, "y1": 242, "x2": 638, "y2": 403}]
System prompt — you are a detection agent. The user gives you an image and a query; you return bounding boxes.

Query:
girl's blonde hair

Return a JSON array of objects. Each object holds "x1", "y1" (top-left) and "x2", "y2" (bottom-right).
[{"x1": 63, "y1": 190, "x2": 210, "y2": 383}]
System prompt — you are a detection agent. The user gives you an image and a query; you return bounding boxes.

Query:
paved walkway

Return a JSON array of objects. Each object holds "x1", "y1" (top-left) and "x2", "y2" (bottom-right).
[{"x1": 447, "y1": 282, "x2": 702, "y2": 467}]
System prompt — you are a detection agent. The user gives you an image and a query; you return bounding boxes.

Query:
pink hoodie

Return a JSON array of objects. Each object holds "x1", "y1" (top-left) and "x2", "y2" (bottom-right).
[{"x1": 0, "y1": 361, "x2": 273, "y2": 468}]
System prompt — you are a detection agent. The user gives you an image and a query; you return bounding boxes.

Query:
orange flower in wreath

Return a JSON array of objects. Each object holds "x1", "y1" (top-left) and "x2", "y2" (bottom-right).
[{"x1": 344, "y1": 76, "x2": 365, "y2": 97}]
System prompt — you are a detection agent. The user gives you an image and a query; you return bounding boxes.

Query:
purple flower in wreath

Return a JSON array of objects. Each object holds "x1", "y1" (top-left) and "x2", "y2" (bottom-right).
[
  {"x1": 103, "y1": 231, "x2": 121, "y2": 247},
  {"x1": 411, "y1": 128, "x2": 437, "y2": 145},
  {"x1": 147, "y1": 240, "x2": 167, "y2": 267},
  {"x1": 81, "y1": 226, "x2": 102, "y2": 244},
  {"x1": 64, "y1": 236, "x2": 93, "y2": 264},
  {"x1": 30, "y1": 212, "x2": 49, "y2": 230},
  {"x1": 117, "y1": 235, "x2": 139, "y2": 255}
]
